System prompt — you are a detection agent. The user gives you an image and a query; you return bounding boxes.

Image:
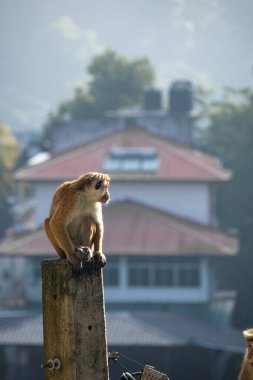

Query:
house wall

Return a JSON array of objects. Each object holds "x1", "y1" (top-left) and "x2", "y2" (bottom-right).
[
  {"x1": 34, "y1": 181, "x2": 211, "y2": 227},
  {"x1": 21, "y1": 256, "x2": 211, "y2": 305},
  {"x1": 105, "y1": 257, "x2": 211, "y2": 304},
  {"x1": 35, "y1": 183, "x2": 58, "y2": 226},
  {"x1": 23, "y1": 258, "x2": 42, "y2": 303},
  {"x1": 111, "y1": 181, "x2": 210, "y2": 223},
  {"x1": 0, "y1": 257, "x2": 27, "y2": 308}
]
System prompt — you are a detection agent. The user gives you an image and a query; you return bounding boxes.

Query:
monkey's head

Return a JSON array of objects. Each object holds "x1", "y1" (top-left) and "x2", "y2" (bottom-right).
[{"x1": 77, "y1": 172, "x2": 111, "y2": 204}]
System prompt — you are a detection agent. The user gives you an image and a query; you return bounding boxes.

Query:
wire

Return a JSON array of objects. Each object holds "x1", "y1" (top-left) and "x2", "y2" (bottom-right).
[
  {"x1": 118, "y1": 353, "x2": 145, "y2": 368},
  {"x1": 111, "y1": 357, "x2": 132, "y2": 373},
  {"x1": 109, "y1": 352, "x2": 142, "y2": 380},
  {"x1": 108, "y1": 350, "x2": 169, "y2": 379}
]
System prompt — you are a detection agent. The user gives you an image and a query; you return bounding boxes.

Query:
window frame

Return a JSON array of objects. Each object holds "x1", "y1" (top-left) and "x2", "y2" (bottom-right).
[
  {"x1": 103, "y1": 147, "x2": 160, "y2": 173},
  {"x1": 127, "y1": 258, "x2": 201, "y2": 288}
]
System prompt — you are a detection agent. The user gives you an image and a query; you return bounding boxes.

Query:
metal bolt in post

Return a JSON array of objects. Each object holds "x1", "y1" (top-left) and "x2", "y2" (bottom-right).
[{"x1": 41, "y1": 358, "x2": 61, "y2": 371}]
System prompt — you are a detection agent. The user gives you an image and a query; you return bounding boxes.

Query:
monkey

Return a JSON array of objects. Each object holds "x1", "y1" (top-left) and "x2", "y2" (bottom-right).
[
  {"x1": 44, "y1": 172, "x2": 110, "y2": 273},
  {"x1": 238, "y1": 329, "x2": 253, "y2": 380}
]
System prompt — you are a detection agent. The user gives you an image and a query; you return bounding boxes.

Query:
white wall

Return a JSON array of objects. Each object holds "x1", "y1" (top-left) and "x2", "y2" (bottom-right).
[
  {"x1": 111, "y1": 181, "x2": 210, "y2": 224},
  {"x1": 35, "y1": 183, "x2": 59, "y2": 226},
  {"x1": 34, "y1": 180, "x2": 211, "y2": 227},
  {"x1": 24, "y1": 258, "x2": 42, "y2": 303}
]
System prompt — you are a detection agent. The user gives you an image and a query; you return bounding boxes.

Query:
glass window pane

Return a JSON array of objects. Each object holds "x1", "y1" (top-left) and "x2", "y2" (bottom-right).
[
  {"x1": 155, "y1": 268, "x2": 173, "y2": 287},
  {"x1": 103, "y1": 157, "x2": 120, "y2": 171},
  {"x1": 128, "y1": 267, "x2": 150, "y2": 286},
  {"x1": 178, "y1": 267, "x2": 200, "y2": 287},
  {"x1": 104, "y1": 267, "x2": 119, "y2": 286},
  {"x1": 142, "y1": 158, "x2": 159, "y2": 172},
  {"x1": 122, "y1": 158, "x2": 139, "y2": 171}
]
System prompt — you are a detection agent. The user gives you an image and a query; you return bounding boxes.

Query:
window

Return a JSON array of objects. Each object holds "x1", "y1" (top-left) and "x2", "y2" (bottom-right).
[
  {"x1": 103, "y1": 257, "x2": 119, "y2": 286},
  {"x1": 155, "y1": 267, "x2": 174, "y2": 287},
  {"x1": 128, "y1": 257, "x2": 200, "y2": 288},
  {"x1": 178, "y1": 266, "x2": 200, "y2": 287},
  {"x1": 103, "y1": 147, "x2": 160, "y2": 173},
  {"x1": 128, "y1": 267, "x2": 150, "y2": 286}
]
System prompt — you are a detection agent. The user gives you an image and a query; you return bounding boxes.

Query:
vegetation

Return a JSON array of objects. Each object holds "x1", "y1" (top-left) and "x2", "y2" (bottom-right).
[
  {"x1": 0, "y1": 123, "x2": 19, "y2": 238},
  {"x1": 44, "y1": 49, "x2": 155, "y2": 143},
  {"x1": 197, "y1": 87, "x2": 253, "y2": 328}
]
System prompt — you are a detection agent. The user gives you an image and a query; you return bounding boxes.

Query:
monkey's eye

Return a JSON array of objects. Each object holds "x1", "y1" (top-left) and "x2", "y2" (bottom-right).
[{"x1": 95, "y1": 180, "x2": 102, "y2": 190}]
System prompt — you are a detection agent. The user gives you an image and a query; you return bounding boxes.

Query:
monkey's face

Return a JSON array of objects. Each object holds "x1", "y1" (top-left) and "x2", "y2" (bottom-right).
[
  {"x1": 87, "y1": 179, "x2": 110, "y2": 204},
  {"x1": 244, "y1": 329, "x2": 253, "y2": 364}
]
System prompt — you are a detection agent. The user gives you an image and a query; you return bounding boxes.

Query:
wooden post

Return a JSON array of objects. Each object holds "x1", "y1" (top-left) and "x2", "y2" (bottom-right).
[{"x1": 41, "y1": 259, "x2": 109, "y2": 380}]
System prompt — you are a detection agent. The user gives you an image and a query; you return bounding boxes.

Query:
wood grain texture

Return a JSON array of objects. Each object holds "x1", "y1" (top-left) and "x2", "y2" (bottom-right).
[{"x1": 41, "y1": 259, "x2": 109, "y2": 380}]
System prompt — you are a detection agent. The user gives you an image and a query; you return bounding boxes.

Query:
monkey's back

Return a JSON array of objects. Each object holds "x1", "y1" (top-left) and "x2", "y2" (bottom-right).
[{"x1": 49, "y1": 181, "x2": 77, "y2": 219}]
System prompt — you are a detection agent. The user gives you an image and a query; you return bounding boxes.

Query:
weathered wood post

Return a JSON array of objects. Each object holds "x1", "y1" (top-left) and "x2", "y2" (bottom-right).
[{"x1": 41, "y1": 259, "x2": 109, "y2": 380}]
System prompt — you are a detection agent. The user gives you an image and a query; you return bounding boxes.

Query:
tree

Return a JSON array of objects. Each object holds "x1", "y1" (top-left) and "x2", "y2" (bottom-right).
[
  {"x1": 88, "y1": 50, "x2": 155, "y2": 114},
  {"x1": 197, "y1": 87, "x2": 253, "y2": 328},
  {"x1": 43, "y1": 49, "x2": 155, "y2": 142},
  {"x1": 0, "y1": 123, "x2": 19, "y2": 238}
]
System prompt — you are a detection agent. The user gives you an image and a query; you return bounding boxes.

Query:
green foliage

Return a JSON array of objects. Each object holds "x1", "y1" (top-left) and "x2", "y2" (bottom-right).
[
  {"x1": 0, "y1": 124, "x2": 19, "y2": 169},
  {"x1": 43, "y1": 49, "x2": 155, "y2": 142},
  {"x1": 197, "y1": 87, "x2": 253, "y2": 328},
  {"x1": 88, "y1": 50, "x2": 155, "y2": 114},
  {"x1": 0, "y1": 123, "x2": 19, "y2": 238}
]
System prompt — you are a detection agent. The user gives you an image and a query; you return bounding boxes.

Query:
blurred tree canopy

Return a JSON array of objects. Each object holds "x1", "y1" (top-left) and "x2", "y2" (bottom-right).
[
  {"x1": 197, "y1": 87, "x2": 253, "y2": 328},
  {"x1": 0, "y1": 123, "x2": 19, "y2": 238},
  {"x1": 44, "y1": 49, "x2": 155, "y2": 141}
]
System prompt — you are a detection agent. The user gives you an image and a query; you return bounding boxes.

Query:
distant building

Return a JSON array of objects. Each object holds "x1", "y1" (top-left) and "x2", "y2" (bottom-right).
[
  {"x1": 50, "y1": 80, "x2": 197, "y2": 153},
  {"x1": 0, "y1": 85, "x2": 242, "y2": 380},
  {"x1": 0, "y1": 126, "x2": 237, "y2": 324}
]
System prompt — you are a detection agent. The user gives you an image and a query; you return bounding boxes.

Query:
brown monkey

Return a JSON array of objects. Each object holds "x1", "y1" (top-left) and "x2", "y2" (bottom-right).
[
  {"x1": 44, "y1": 172, "x2": 110, "y2": 272},
  {"x1": 238, "y1": 329, "x2": 253, "y2": 380}
]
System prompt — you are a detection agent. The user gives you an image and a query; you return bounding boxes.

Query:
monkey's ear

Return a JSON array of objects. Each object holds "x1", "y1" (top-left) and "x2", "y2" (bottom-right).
[{"x1": 95, "y1": 180, "x2": 102, "y2": 190}]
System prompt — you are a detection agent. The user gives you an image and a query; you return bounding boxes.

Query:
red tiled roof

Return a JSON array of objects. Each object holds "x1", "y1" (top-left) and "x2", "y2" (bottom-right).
[
  {"x1": 0, "y1": 200, "x2": 237, "y2": 257},
  {"x1": 15, "y1": 127, "x2": 230, "y2": 182}
]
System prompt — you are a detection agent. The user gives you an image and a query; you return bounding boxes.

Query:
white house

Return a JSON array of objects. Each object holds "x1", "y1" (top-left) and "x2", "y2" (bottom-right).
[{"x1": 0, "y1": 126, "x2": 237, "y2": 324}]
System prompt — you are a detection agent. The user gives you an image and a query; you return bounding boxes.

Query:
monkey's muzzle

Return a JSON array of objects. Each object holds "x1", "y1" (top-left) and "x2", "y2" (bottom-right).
[{"x1": 102, "y1": 194, "x2": 110, "y2": 204}]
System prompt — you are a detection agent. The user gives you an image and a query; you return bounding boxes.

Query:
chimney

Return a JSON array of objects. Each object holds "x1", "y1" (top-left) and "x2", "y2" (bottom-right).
[
  {"x1": 143, "y1": 88, "x2": 162, "y2": 110},
  {"x1": 169, "y1": 80, "x2": 193, "y2": 115}
]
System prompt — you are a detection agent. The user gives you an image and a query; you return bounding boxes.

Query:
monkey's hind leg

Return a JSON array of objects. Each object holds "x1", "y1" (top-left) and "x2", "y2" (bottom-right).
[
  {"x1": 44, "y1": 218, "x2": 66, "y2": 259},
  {"x1": 92, "y1": 223, "x2": 107, "y2": 270}
]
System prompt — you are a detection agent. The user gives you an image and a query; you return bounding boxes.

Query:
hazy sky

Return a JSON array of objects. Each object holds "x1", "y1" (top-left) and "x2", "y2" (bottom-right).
[{"x1": 1, "y1": 0, "x2": 253, "y2": 132}]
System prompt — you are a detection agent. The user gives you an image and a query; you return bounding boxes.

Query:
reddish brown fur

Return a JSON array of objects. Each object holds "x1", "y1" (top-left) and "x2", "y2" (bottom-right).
[
  {"x1": 44, "y1": 172, "x2": 110, "y2": 271},
  {"x1": 238, "y1": 329, "x2": 253, "y2": 380}
]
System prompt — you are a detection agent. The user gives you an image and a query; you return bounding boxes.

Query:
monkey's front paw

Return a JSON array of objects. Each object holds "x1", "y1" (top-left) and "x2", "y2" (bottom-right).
[
  {"x1": 75, "y1": 246, "x2": 93, "y2": 262},
  {"x1": 75, "y1": 246, "x2": 94, "y2": 273},
  {"x1": 69, "y1": 257, "x2": 83, "y2": 274},
  {"x1": 92, "y1": 252, "x2": 107, "y2": 271}
]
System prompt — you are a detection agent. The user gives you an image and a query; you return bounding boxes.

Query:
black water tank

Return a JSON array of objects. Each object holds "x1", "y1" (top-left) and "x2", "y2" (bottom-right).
[
  {"x1": 169, "y1": 80, "x2": 193, "y2": 115},
  {"x1": 144, "y1": 88, "x2": 162, "y2": 110}
]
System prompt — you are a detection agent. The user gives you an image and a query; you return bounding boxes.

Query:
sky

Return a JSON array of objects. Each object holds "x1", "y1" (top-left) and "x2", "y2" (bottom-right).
[{"x1": 0, "y1": 0, "x2": 253, "y2": 132}]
